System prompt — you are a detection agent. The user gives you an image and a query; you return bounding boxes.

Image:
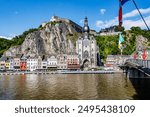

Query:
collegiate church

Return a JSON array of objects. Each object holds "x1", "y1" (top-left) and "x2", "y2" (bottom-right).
[{"x1": 76, "y1": 17, "x2": 100, "y2": 68}]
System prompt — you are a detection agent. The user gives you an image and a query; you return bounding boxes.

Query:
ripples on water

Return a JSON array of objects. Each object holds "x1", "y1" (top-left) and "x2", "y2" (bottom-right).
[{"x1": 0, "y1": 73, "x2": 148, "y2": 100}]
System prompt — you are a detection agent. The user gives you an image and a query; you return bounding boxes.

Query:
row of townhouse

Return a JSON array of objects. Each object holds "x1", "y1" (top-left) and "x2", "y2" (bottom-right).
[{"x1": 0, "y1": 54, "x2": 80, "y2": 71}]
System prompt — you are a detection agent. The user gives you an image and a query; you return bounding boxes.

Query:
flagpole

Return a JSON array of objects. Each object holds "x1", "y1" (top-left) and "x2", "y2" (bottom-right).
[
  {"x1": 121, "y1": 49, "x2": 123, "y2": 56},
  {"x1": 132, "y1": 0, "x2": 150, "y2": 31}
]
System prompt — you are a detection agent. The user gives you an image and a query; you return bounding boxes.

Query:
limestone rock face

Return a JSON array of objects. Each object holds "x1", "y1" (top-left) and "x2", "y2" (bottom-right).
[
  {"x1": 135, "y1": 35, "x2": 150, "y2": 59},
  {"x1": 4, "y1": 17, "x2": 82, "y2": 57},
  {"x1": 136, "y1": 35, "x2": 148, "y2": 51}
]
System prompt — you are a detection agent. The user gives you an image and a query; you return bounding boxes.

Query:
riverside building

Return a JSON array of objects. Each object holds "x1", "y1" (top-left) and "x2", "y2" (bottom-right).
[
  {"x1": 13, "y1": 57, "x2": 21, "y2": 71},
  {"x1": 67, "y1": 54, "x2": 80, "y2": 70},
  {"x1": 47, "y1": 55, "x2": 57, "y2": 70},
  {"x1": 57, "y1": 54, "x2": 67, "y2": 70},
  {"x1": 20, "y1": 56, "x2": 27, "y2": 71},
  {"x1": 9, "y1": 57, "x2": 15, "y2": 70},
  {"x1": 0, "y1": 57, "x2": 7, "y2": 71},
  {"x1": 27, "y1": 57, "x2": 38, "y2": 71}
]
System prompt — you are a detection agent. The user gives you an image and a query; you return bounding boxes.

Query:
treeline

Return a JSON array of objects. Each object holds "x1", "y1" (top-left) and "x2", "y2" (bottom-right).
[
  {"x1": 129, "y1": 27, "x2": 150, "y2": 41},
  {"x1": 0, "y1": 28, "x2": 38, "y2": 56}
]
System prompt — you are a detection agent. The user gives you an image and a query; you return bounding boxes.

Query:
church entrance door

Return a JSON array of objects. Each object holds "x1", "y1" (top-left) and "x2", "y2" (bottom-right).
[{"x1": 82, "y1": 59, "x2": 90, "y2": 70}]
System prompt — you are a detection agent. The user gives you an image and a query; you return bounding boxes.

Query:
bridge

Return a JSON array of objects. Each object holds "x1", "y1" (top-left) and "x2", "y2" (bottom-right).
[
  {"x1": 119, "y1": 59, "x2": 150, "y2": 99},
  {"x1": 119, "y1": 59, "x2": 150, "y2": 78}
]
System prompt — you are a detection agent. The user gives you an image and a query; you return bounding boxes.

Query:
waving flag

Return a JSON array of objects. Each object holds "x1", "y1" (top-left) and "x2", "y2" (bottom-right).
[
  {"x1": 118, "y1": 33, "x2": 124, "y2": 50},
  {"x1": 119, "y1": 5, "x2": 122, "y2": 26},
  {"x1": 119, "y1": 33, "x2": 124, "y2": 43},
  {"x1": 118, "y1": 0, "x2": 131, "y2": 27},
  {"x1": 121, "y1": 0, "x2": 131, "y2": 6}
]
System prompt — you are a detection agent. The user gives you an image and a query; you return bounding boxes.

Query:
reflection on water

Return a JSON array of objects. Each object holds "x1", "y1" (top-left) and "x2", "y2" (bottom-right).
[
  {"x1": 130, "y1": 78, "x2": 150, "y2": 100},
  {"x1": 0, "y1": 73, "x2": 144, "y2": 100}
]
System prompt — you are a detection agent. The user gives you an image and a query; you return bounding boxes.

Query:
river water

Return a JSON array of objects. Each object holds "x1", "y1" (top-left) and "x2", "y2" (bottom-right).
[{"x1": 0, "y1": 73, "x2": 149, "y2": 100}]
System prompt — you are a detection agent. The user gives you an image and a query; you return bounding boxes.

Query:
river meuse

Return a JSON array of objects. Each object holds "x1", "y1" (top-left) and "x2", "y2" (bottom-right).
[{"x1": 0, "y1": 73, "x2": 150, "y2": 100}]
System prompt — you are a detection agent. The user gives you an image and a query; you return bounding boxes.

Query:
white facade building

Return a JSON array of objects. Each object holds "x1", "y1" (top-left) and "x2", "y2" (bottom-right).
[
  {"x1": 76, "y1": 17, "x2": 100, "y2": 68},
  {"x1": 9, "y1": 58, "x2": 15, "y2": 70},
  {"x1": 27, "y1": 58, "x2": 38, "y2": 71},
  {"x1": 47, "y1": 56, "x2": 57, "y2": 69},
  {"x1": 41, "y1": 61, "x2": 47, "y2": 70}
]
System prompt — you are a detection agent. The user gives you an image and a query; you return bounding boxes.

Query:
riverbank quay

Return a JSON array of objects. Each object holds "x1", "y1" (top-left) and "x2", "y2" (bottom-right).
[
  {"x1": 57, "y1": 70, "x2": 116, "y2": 74},
  {"x1": 0, "y1": 70, "x2": 122, "y2": 75}
]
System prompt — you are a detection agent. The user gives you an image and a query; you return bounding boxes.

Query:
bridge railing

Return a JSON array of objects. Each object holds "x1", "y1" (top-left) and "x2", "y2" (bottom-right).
[{"x1": 126, "y1": 59, "x2": 150, "y2": 69}]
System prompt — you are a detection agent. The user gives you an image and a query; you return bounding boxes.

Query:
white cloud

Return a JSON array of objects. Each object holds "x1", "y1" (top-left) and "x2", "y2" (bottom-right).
[
  {"x1": 0, "y1": 34, "x2": 16, "y2": 40},
  {"x1": 79, "y1": 19, "x2": 84, "y2": 24},
  {"x1": 96, "y1": 20, "x2": 104, "y2": 28},
  {"x1": 123, "y1": 7, "x2": 150, "y2": 19},
  {"x1": 95, "y1": 18, "x2": 118, "y2": 29},
  {"x1": 124, "y1": 16, "x2": 150, "y2": 29},
  {"x1": 100, "y1": 9, "x2": 106, "y2": 15},
  {"x1": 0, "y1": 36, "x2": 13, "y2": 40},
  {"x1": 95, "y1": 7, "x2": 150, "y2": 30}
]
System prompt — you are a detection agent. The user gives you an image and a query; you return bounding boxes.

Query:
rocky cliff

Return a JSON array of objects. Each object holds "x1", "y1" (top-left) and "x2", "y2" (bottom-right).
[
  {"x1": 136, "y1": 35, "x2": 150, "y2": 51},
  {"x1": 4, "y1": 16, "x2": 82, "y2": 57}
]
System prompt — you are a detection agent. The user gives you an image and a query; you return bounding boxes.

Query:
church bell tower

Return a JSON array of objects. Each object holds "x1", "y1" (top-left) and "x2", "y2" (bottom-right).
[
  {"x1": 83, "y1": 17, "x2": 90, "y2": 39},
  {"x1": 76, "y1": 16, "x2": 100, "y2": 69}
]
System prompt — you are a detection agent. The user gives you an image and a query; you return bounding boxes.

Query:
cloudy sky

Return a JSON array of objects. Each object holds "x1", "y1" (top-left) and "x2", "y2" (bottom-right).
[{"x1": 0, "y1": 0, "x2": 149, "y2": 38}]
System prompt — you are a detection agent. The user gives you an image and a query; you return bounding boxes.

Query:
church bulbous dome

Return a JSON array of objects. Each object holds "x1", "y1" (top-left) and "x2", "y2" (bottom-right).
[
  {"x1": 83, "y1": 17, "x2": 90, "y2": 33},
  {"x1": 83, "y1": 26, "x2": 90, "y2": 33}
]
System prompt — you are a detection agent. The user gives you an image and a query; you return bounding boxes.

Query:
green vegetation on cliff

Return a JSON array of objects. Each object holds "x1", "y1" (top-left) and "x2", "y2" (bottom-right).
[
  {"x1": 96, "y1": 35, "x2": 120, "y2": 60},
  {"x1": 0, "y1": 38, "x2": 12, "y2": 56},
  {"x1": 129, "y1": 27, "x2": 150, "y2": 41},
  {"x1": 0, "y1": 28, "x2": 38, "y2": 56},
  {"x1": 11, "y1": 28, "x2": 38, "y2": 46}
]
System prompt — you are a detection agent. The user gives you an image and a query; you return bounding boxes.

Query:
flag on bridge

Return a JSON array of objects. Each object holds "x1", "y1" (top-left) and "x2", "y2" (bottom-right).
[
  {"x1": 118, "y1": 0, "x2": 131, "y2": 27},
  {"x1": 118, "y1": 33, "x2": 124, "y2": 55}
]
